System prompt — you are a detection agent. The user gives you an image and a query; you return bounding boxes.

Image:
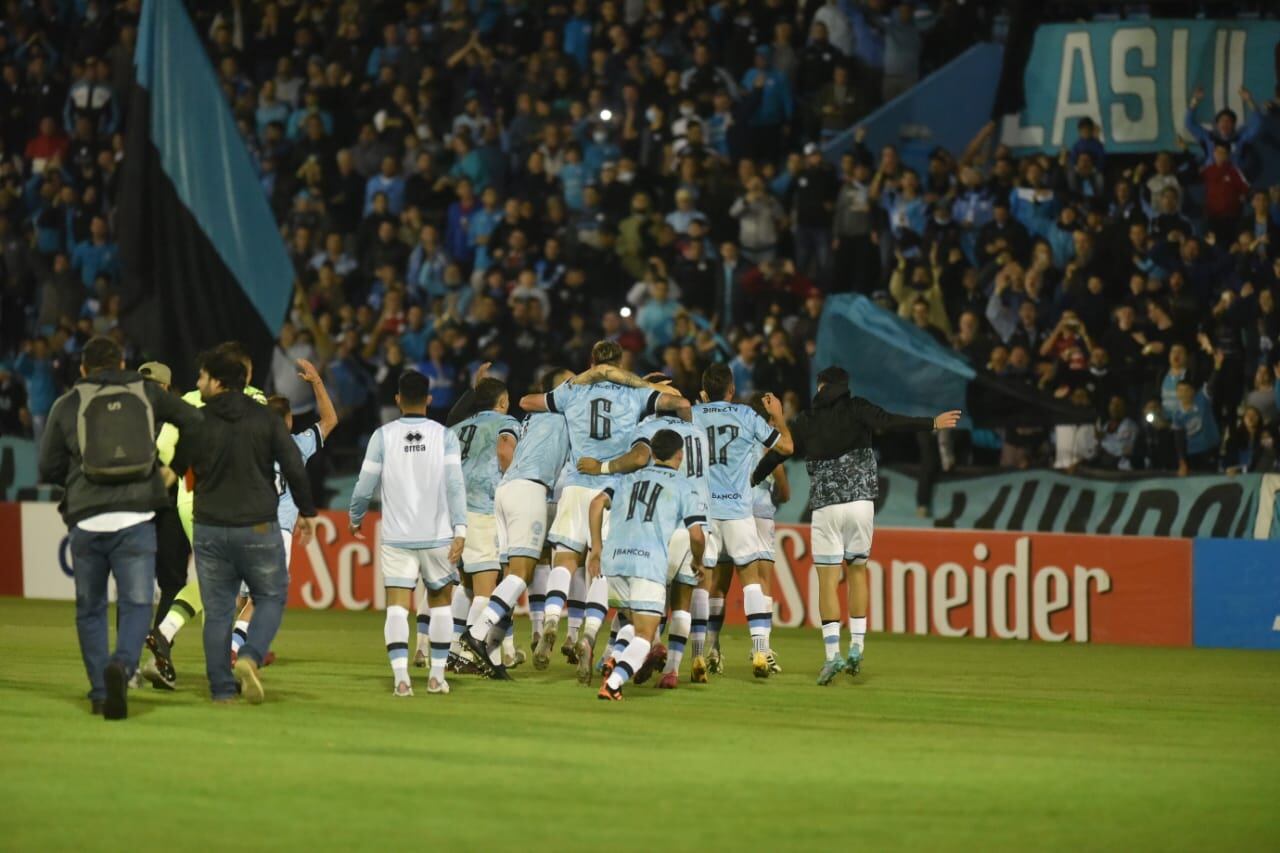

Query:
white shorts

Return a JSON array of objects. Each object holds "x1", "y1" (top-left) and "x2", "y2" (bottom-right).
[
  {"x1": 461, "y1": 511, "x2": 500, "y2": 573},
  {"x1": 754, "y1": 517, "x2": 776, "y2": 562},
  {"x1": 495, "y1": 479, "x2": 550, "y2": 562},
  {"x1": 704, "y1": 517, "x2": 768, "y2": 567},
  {"x1": 381, "y1": 544, "x2": 460, "y2": 591},
  {"x1": 241, "y1": 528, "x2": 293, "y2": 598},
  {"x1": 549, "y1": 485, "x2": 603, "y2": 555},
  {"x1": 810, "y1": 500, "x2": 875, "y2": 566},
  {"x1": 606, "y1": 575, "x2": 668, "y2": 615},
  {"x1": 666, "y1": 527, "x2": 698, "y2": 587}
]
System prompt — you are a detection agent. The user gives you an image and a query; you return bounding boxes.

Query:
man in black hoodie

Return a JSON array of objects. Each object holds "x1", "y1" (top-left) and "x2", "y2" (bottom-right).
[
  {"x1": 38, "y1": 337, "x2": 203, "y2": 719},
  {"x1": 752, "y1": 366, "x2": 959, "y2": 686},
  {"x1": 174, "y1": 349, "x2": 316, "y2": 705}
]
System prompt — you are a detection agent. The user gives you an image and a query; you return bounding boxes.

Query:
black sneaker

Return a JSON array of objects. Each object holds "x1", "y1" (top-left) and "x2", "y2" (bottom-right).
[
  {"x1": 459, "y1": 632, "x2": 497, "y2": 677},
  {"x1": 488, "y1": 663, "x2": 514, "y2": 681},
  {"x1": 145, "y1": 630, "x2": 177, "y2": 687},
  {"x1": 103, "y1": 661, "x2": 128, "y2": 720}
]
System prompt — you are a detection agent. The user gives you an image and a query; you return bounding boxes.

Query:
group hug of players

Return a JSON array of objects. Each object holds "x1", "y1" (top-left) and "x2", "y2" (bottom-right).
[{"x1": 141, "y1": 339, "x2": 960, "y2": 701}]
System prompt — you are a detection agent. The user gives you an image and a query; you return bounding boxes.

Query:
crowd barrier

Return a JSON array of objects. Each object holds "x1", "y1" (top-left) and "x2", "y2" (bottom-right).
[{"x1": 4, "y1": 503, "x2": 1275, "y2": 650}]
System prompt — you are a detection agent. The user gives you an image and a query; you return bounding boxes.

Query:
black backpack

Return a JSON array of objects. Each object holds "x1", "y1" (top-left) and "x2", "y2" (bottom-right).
[{"x1": 76, "y1": 381, "x2": 157, "y2": 483}]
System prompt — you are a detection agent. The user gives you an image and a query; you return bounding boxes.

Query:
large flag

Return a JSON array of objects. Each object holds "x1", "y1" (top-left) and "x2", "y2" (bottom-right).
[
  {"x1": 118, "y1": 0, "x2": 293, "y2": 385},
  {"x1": 813, "y1": 294, "x2": 1092, "y2": 428}
]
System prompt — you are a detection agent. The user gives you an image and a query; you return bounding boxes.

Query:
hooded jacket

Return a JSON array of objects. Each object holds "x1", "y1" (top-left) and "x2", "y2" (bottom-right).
[
  {"x1": 754, "y1": 381, "x2": 933, "y2": 510},
  {"x1": 39, "y1": 369, "x2": 203, "y2": 527},
  {"x1": 175, "y1": 389, "x2": 315, "y2": 527}
]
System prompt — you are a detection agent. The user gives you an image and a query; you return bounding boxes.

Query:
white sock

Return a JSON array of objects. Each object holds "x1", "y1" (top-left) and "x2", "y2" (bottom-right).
[
  {"x1": 466, "y1": 595, "x2": 489, "y2": 639},
  {"x1": 449, "y1": 586, "x2": 470, "y2": 653},
  {"x1": 428, "y1": 605, "x2": 452, "y2": 682},
  {"x1": 529, "y1": 564, "x2": 550, "y2": 638},
  {"x1": 158, "y1": 611, "x2": 185, "y2": 643},
  {"x1": 543, "y1": 565, "x2": 571, "y2": 629},
  {"x1": 611, "y1": 624, "x2": 636, "y2": 658},
  {"x1": 849, "y1": 616, "x2": 867, "y2": 655},
  {"x1": 385, "y1": 605, "x2": 410, "y2": 684},
  {"x1": 582, "y1": 575, "x2": 608, "y2": 644},
  {"x1": 665, "y1": 609, "x2": 691, "y2": 674},
  {"x1": 707, "y1": 594, "x2": 725, "y2": 651},
  {"x1": 743, "y1": 583, "x2": 769, "y2": 654},
  {"x1": 762, "y1": 594, "x2": 775, "y2": 649},
  {"x1": 230, "y1": 619, "x2": 249, "y2": 653},
  {"x1": 471, "y1": 574, "x2": 527, "y2": 642},
  {"x1": 606, "y1": 636, "x2": 651, "y2": 691},
  {"x1": 690, "y1": 588, "x2": 709, "y2": 658},
  {"x1": 822, "y1": 621, "x2": 842, "y2": 661},
  {"x1": 566, "y1": 567, "x2": 587, "y2": 641}
]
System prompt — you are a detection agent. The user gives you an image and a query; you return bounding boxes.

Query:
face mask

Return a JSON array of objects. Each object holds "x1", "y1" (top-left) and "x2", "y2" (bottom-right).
[
  {"x1": 680, "y1": 105, "x2": 695, "y2": 118},
  {"x1": 645, "y1": 107, "x2": 658, "y2": 124},
  {"x1": 619, "y1": 171, "x2": 635, "y2": 183},
  {"x1": 593, "y1": 131, "x2": 607, "y2": 143}
]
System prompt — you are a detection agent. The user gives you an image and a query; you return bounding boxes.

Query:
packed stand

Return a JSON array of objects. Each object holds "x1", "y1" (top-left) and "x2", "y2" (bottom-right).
[{"x1": 0, "y1": 0, "x2": 1276, "y2": 479}]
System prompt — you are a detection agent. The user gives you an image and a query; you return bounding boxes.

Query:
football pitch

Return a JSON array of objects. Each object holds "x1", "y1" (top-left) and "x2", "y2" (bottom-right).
[{"x1": 1, "y1": 599, "x2": 1277, "y2": 851}]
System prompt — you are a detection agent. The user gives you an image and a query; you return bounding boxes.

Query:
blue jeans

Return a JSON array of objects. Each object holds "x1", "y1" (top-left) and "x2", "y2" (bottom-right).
[
  {"x1": 69, "y1": 521, "x2": 157, "y2": 701},
  {"x1": 794, "y1": 225, "x2": 832, "y2": 285},
  {"x1": 193, "y1": 521, "x2": 288, "y2": 700}
]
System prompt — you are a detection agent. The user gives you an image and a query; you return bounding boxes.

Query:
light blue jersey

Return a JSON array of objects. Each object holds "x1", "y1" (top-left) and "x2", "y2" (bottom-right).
[
  {"x1": 275, "y1": 425, "x2": 322, "y2": 532},
  {"x1": 602, "y1": 465, "x2": 707, "y2": 585},
  {"x1": 632, "y1": 415, "x2": 712, "y2": 510},
  {"x1": 692, "y1": 402, "x2": 781, "y2": 520},
  {"x1": 502, "y1": 411, "x2": 570, "y2": 489},
  {"x1": 450, "y1": 410, "x2": 520, "y2": 514},
  {"x1": 545, "y1": 380, "x2": 660, "y2": 489}
]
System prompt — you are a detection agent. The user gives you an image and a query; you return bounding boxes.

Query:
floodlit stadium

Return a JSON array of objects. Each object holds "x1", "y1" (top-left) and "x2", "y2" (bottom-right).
[{"x1": 1, "y1": 1, "x2": 1278, "y2": 850}]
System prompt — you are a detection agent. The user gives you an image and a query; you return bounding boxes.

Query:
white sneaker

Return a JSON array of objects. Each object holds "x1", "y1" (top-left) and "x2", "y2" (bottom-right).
[
  {"x1": 427, "y1": 676, "x2": 450, "y2": 694},
  {"x1": 393, "y1": 680, "x2": 414, "y2": 697},
  {"x1": 413, "y1": 648, "x2": 428, "y2": 668}
]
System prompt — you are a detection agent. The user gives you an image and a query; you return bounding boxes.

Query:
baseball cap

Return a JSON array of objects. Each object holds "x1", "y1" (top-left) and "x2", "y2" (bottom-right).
[{"x1": 138, "y1": 361, "x2": 172, "y2": 386}]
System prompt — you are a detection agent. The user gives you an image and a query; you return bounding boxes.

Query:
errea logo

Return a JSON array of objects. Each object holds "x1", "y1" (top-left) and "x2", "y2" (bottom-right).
[
  {"x1": 406, "y1": 431, "x2": 423, "y2": 443},
  {"x1": 404, "y1": 431, "x2": 426, "y2": 452}
]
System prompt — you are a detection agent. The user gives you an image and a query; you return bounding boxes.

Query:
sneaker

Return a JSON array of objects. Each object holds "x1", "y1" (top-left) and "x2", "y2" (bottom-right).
[
  {"x1": 656, "y1": 671, "x2": 679, "y2": 690},
  {"x1": 414, "y1": 648, "x2": 428, "y2": 668},
  {"x1": 530, "y1": 632, "x2": 541, "y2": 654},
  {"x1": 707, "y1": 647, "x2": 723, "y2": 675},
  {"x1": 234, "y1": 657, "x2": 265, "y2": 704},
  {"x1": 766, "y1": 650, "x2": 782, "y2": 674},
  {"x1": 145, "y1": 630, "x2": 176, "y2": 687},
  {"x1": 447, "y1": 652, "x2": 482, "y2": 675},
  {"x1": 103, "y1": 661, "x2": 128, "y2": 720},
  {"x1": 816, "y1": 658, "x2": 845, "y2": 686},
  {"x1": 139, "y1": 656, "x2": 174, "y2": 691},
  {"x1": 600, "y1": 656, "x2": 616, "y2": 681},
  {"x1": 751, "y1": 650, "x2": 770, "y2": 679},
  {"x1": 574, "y1": 638, "x2": 594, "y2": 685},
  {"x1": 503, "y1": 648, "x2": 527, "y2": 669},
  {"x1": 393, "y1": 680, "x2": 414, "y2": 697},
  {"x1": 633, "y1": 642, "x2": 667, "y2": 686},
  {"x1": 690, "y1": 655, "x2": 709, "y2": 684},
  {"x1": 596, "y1": 682, "x2": 623, "y2": 701},
  {"x1": 533, "y1": 625, "x2": 557, "y2": 671},
  {"x1": 261, "y1": 651, "x2": 276, "y2": 667},
  {"x1": 427, "y1": 676, "x2": 450, "y2": 694},
  {"x1": 127, "y1": 671, "x2": 141, "y2": 690},
  {"x1": 459, "y1": 632, "x2": 498, "y2": 678},
  {"x1": 845, "y1": 648, "x2": 863, "y2": 678},
  {"x1": 562, "y1": 636, "x2": 580, "y2": 665}
]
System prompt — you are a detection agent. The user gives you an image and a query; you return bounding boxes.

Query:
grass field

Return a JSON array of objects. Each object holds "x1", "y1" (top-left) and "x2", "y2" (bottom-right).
[{"x1": 2, "y1": 598, "x2": 1278, "y2": 851}]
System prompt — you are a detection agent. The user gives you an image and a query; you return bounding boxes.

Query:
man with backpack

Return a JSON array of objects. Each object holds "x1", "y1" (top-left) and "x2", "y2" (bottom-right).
[{"x1": 38, "y1": 337, "x2": 203, "y2": 720}]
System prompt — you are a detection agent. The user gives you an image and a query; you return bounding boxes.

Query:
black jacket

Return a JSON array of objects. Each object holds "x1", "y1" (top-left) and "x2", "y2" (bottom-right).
[
  {"x1": 39, "y1": 370, "x2": 203, "y2": 527},
  {"x1": 175, "y1": 390, "x2": 316, "y2": 527},
  {"x1": 753, "y1": 381, "x2": 933, "y2": 509}
]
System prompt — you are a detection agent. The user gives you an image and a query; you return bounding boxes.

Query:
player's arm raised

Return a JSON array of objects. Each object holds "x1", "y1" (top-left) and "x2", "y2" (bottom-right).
[
  {"x1": 761, "y1": 392, "x2": 793, "y2": 455},
  {"x1": 298, "y1": 358, "x2": 339, "y2": 439},
  {"x1": 586, "y1": 488, "x2": 613, "y2": 579},
  {"x1": 578, "y1": 441, "x2": 651, "y2": 476}
]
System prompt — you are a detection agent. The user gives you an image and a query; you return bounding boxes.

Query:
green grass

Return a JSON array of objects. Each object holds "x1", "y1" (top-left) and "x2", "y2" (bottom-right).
[{"x1": 1, "y1": 598, "x2": 1278, "y2": 851}]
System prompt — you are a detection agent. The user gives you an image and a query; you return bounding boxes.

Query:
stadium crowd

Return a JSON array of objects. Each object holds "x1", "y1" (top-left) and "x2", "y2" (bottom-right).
[{"x1": 1, "y1": 0, "x2": 1278, "y2": 479}]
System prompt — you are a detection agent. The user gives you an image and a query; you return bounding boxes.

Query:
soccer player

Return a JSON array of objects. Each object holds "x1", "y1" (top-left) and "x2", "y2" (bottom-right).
[
  {"x1": 230, "y1": 359, "x2": 338, "y2": 662},
  {"x1": 142, "y1": 342, "x2": 268, "y2": 690},
  {"x1": 349, "y1": 371, "x2": 467, "y2": 697},
  {"x1": 445, "y1": 377, "x2": 520, "y2": 670},
  {"x1": 577, "y1": 378, "x2": 712, "y2": 688},
  {"x1": 690, "y1": 364, "x2": 792, "y2": 680},
  {"x1": 749, "y1": 391, "x2": 790, "y2": 674},
  {"x1": 459, "y1": 368, "x2": 572, "y2": 677},
  {"x1": 518, "y1": 341, "x2": 688, "y2": 681},
  {"x1": 751, "y1": 366, "x2": 960, "y2": 684},
  {"x1": 586, "y1": 429, "x2": 707, "y2": 701}
]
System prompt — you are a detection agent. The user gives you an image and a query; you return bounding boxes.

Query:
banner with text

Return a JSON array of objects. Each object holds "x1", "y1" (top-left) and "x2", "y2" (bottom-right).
[{"x1": 1000, "y1": 20, "x2": 1280, "y2": 156}]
